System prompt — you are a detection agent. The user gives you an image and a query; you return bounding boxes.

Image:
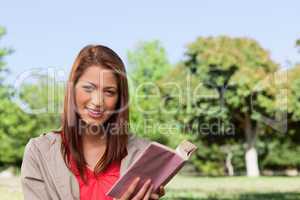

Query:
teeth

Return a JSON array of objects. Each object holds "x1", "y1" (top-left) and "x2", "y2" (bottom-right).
[{"x1": 87, "y1": 108, "x2": 103, "y2": 115}]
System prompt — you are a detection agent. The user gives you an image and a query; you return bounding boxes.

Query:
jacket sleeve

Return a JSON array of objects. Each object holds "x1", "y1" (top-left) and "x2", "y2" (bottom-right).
[{"x1": 21, "y1": 139, "x2": 51, "y2": 200}]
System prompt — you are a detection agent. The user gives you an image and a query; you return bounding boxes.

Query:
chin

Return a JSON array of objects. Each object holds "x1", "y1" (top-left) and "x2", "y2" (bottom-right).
[{"x1": 85, "y1": 115, "x2": 108, "y2": 125}]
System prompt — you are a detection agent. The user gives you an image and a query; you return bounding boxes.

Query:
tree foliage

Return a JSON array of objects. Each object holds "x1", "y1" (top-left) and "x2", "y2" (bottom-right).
[
  {"x1": 161, "y1": 36, "x2": 285, "y2": 175},
  {"x1": 127, "y1": 40, "x2": 172, "y2": 144},
  {"x1": 0, "y1": 27, "x2": 61, "y2": 166}
]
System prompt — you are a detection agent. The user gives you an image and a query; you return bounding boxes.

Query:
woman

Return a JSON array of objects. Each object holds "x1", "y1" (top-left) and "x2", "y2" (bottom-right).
[{"x1": 21, "y1": 45, "x2": 165, "y2": 200}]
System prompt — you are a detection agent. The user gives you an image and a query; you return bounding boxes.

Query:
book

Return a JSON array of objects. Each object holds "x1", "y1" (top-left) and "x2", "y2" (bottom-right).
[{"x1": 106, "y1": 140, "x2": 198, "y2": 199}]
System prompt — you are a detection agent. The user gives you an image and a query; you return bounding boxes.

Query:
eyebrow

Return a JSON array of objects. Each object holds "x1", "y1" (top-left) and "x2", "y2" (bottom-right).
[{"x1": 85, "y1": 81, "x2": 117, "y2": 89}]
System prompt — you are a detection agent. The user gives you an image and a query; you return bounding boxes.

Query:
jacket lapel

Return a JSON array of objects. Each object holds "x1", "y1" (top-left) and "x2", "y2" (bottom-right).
[
  {"x1": 45, "y1": 133, "x2": 143, "y2": 199},
  {"x1": 45, "y1": 134, "x2": 80, "y2": 200},
  {"x1": 120, "y1": 137, "x2": 141, "y2": 176}
]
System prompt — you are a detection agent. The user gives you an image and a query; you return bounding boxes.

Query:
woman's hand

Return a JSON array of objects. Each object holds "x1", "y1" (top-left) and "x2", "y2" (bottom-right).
[
  {"x1": 150, "y1": 185, "x2": 165, "y2": 200},
  {"x1": 114, "y1": 177, "x2": 165, "y2": 200}
]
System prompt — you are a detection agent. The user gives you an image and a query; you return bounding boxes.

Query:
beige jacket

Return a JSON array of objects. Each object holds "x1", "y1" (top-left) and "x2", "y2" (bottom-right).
[{"x1": 21, "y1": 132, "x2": 151, "y2": 200}]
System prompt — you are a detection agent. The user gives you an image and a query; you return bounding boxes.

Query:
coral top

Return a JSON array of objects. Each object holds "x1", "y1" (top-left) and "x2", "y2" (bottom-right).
[{"x1": 69, "y1": 153, "x2": 120, "y2": 200}]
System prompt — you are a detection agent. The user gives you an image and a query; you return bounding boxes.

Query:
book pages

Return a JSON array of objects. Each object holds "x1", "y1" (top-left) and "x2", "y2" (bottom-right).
[{"x1": 175, "y1": 140, "x2": 198, "y2": 160}]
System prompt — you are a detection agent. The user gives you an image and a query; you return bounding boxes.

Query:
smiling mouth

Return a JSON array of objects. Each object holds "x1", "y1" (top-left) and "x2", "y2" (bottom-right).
[{"x1": 86, "y1": 107, "x2": 104, "y2": 118}]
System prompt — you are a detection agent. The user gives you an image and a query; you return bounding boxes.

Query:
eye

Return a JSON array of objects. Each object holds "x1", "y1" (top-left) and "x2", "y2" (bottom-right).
[
  {"x1": 105, "y1": 90, "x2": 116, "y2": 96},
  {"x1": 82, "y1": 85, "x2": 93, "y2": 92}
]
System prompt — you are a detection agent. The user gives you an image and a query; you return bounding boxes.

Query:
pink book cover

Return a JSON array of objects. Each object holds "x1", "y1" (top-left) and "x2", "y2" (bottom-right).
[{"x1": 106, "y1": 140, "x2": 197, "y2": 199}]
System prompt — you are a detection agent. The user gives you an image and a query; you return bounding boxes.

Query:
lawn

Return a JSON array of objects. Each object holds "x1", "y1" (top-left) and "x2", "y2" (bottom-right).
[
  {"x1": 1, "y1": 175, "x2": 300, "y2": 200},
  {"x1": 163, "y1": 175, "x2": 300, "y2": 199}
]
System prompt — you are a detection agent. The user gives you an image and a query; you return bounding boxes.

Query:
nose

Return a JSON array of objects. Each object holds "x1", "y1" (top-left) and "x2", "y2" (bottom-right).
[{"x1": 90, "y1": 91, "x2": 104, "y2": 107}]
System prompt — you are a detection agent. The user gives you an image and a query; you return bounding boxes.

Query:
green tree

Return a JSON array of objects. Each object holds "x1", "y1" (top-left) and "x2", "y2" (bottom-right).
[
  {"x1": 162, "y1": 36, "x2": 279, "y2": 176},
  {"x1": 1, "y1": 73, "x2": 63, "y2": 166},
  {"x1": 0, "y1": 27, "x2": 37, "y2": 165},
  {"x1": 260, "y1": 65, "x2": 300, "y2": 171},
  {"x1": 127, "y1": 40, "x2": 171, "y2": 143},
  {"x1": 0, "y1": 27, "x2": 62, "y2": 166}
]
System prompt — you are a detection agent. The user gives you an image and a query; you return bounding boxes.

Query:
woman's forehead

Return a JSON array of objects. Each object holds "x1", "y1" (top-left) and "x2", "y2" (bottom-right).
[{"x1": 78, "y1": 66, "x2": 118, "y2": 87}]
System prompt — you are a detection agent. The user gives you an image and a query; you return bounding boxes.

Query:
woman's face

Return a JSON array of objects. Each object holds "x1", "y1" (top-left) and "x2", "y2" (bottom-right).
[{"x1": 75, "y1": 66, "x2": 119, "y2": 126}]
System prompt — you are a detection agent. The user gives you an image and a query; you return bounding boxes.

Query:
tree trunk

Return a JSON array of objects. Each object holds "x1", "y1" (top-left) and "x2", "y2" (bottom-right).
[
  {"x1": 245, "y1": 146, "x2": 260, "y2": 177},
  {"x1": 226, "y1": 152, "x2": 234, "y2": 176},
  {"x1": 244, "y1": 114, "x2": 260, "y2": 177}
]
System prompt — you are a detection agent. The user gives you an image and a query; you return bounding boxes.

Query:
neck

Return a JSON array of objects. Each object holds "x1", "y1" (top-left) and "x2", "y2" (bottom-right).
[{"x1": 81, "y1": 128, "x2": 107, "y2": 148}]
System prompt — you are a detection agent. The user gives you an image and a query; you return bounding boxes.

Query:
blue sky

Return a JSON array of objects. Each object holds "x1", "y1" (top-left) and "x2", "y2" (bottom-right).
[{"x1": 1, "y1": 0, "x2": 299, "y2": 84}]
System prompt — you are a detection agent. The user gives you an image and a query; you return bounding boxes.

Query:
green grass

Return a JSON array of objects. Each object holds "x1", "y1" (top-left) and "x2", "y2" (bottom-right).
[
  {"x1": 0, "y1": 188, "x2": 23, "y2": 200},
  {"x1": 162, "y1": 175, "x2": 300, "y2": 200},
  {"x1": 1, "y1": 175, "x2": 300, "y2": 200}
]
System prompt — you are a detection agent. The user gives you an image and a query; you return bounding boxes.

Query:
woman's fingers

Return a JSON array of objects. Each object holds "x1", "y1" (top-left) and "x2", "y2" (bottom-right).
[
  {"x1": 132, "y1": 179, "x2": 152, "y2": 200},
  {"x1": 150, "y1": 192, "x2": 159, "y2": 200},
  {"x1": 149, "y1": 186, "x2": 165, "y2": 199},
  {"x1": 158, "y1": 186, "x2": 165, "y2": 197},
  {"x1": 118, "y1": 179, "x2": 165, "y2": 200},
  {"x1": 143, "y1": 184, "x2": 154, "y2": 200},
  {"x1": 121, "y1": 177, "x2": 140, "y2": 200}
]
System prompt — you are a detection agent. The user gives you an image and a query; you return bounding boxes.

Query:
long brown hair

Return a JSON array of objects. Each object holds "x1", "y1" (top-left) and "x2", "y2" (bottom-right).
[{"x1": 54, "y1": 45, "x2": 129, "y2": 183}]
